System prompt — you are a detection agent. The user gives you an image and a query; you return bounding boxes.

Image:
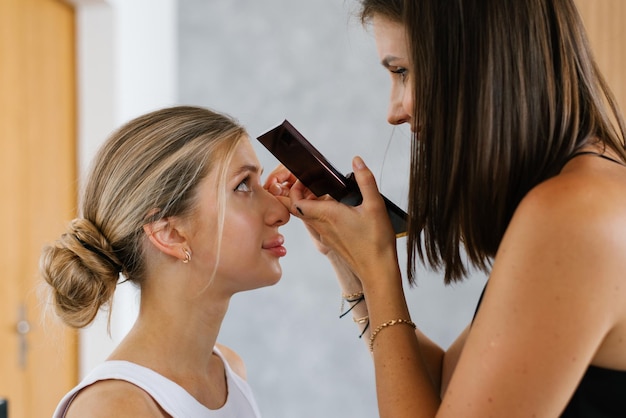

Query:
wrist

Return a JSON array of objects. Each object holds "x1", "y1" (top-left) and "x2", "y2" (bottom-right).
[
  {"x1": 360, "y1": 264, "x2": 404, "y2": 296},
  {"x1": 327, "y1": 253, "x2": 363, "y2": 292},
  {"x1": 338, "y1": 291, "x2": 371, "y2": 340},
  {"x1": 361, "y1": 267, "x2": 412, "y2": 326}
]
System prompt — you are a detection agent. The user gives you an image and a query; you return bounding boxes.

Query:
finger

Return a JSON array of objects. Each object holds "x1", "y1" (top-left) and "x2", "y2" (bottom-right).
[
  {"x1": 290, "y1": 180, "x2": 316, "y2": 201},
  {"x1": 291, "y1": 195, "x2": 338, "y2": 224},
  {"x1": 263, "y1": 164, "x2": 297, "y2": 190},
  {"x1": 274, "y1": 195, "x2": 292, "y2": 209},
  {"x1": 352, "y1": 156, "x2": 385, "y2": 207},
  {"x1": 268, "y1": 182, "x2": 290, "y2": 197}
]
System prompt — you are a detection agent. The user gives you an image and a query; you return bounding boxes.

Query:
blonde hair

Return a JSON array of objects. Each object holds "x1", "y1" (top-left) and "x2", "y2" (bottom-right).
[{"x1": 40, "y1": 106, "x2": 246, "y2": 328}]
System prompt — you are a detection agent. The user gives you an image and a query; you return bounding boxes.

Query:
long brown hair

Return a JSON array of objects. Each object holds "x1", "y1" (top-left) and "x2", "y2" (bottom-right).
[
  {"x1": 357, "y1": 0, "x2": 403, "y2": 25},
  {"x1": 404, "y1": 0, "x2": 626, "y2": 284}
]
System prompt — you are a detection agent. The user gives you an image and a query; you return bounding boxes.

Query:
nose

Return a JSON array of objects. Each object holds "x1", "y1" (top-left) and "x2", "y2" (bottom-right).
[
  {"x1": 387, "y1": 89, "x2": 411, "y2": 126},
  {"x1": 264, "y1": 189, "x2": 290, "y2": 227}
]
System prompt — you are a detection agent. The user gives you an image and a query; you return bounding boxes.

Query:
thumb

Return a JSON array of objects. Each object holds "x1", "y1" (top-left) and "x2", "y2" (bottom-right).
[{"x1": 352, "y1": 156, "x2": 384, "y2": 207}]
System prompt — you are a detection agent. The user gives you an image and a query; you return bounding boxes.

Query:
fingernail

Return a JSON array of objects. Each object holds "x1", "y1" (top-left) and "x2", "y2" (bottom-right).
[
  {"x1": 353, "y1": 156, "x2": 365, "y2": 170},
  {"x1": 269, "y1": 183, "x2": 282, "y2": 196}
]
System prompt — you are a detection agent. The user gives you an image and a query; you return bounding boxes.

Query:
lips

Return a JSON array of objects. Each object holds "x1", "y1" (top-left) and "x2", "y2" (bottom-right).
[{"x1": 262, "y1": 235, "x2": 287, "y2": 257}]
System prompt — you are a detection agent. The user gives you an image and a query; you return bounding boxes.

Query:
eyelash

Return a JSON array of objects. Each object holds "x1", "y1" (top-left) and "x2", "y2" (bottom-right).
[
  {"x1": 390, "y1": 67, "x2": 408, "y2": 81},
  {"x1": 235, "y1": 177, "x2": 252, "y2": 192}
]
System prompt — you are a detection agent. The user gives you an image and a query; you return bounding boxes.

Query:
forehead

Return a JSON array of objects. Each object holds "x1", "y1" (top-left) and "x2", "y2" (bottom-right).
[
  {"x1": 202, "y1": 135, "x2": 260, "y2": 182},
  {"x1": 218, "y1": 135, "x2": 263, "y2": 180},
  {"x1": 372, "y1": 15, "x2": 408, "y2": 59},
  {"x1": 227, "y1": 136, "x2": 259, "y2": 168}
]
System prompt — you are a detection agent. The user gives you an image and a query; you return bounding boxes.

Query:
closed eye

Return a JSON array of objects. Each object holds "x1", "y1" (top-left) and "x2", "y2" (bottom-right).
[
  {"x1": 382, "y1": 56, "x2": 408, "y2": 82},
  {"x1": 390, "y1": 66, "x2": 408, "y2": 81}
]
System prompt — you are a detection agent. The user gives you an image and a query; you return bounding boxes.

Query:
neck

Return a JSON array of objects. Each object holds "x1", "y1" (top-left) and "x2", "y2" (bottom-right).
[{"x1": 109, "y1": 278, "x2": 232, "y2": 378}]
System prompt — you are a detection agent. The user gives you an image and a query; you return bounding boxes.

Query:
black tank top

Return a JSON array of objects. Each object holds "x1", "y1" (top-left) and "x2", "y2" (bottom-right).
[{"x1": 565, "y1": 150, "x2": 626, "y2": 166}]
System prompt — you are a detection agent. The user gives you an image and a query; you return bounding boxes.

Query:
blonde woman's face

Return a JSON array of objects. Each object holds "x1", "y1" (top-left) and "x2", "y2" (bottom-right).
[
  {"x1": 188, "y1": 136, "x2": 290, "y2": 293},
  {"x1": 372, "y1": 15, "x2": 415, "y2": 130}
]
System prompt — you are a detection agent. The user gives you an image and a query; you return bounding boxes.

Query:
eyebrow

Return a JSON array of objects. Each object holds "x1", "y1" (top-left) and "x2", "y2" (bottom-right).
[
  {"x1": 232, "y1": 164, "x2": 263, "y2": 176},
  {"x1": 381, "y1": 55, "x2": 401, "y2": 68}
]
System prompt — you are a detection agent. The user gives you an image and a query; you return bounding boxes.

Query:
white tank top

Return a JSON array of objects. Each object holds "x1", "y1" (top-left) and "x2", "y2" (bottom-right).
[{"x1": 53, "y1": 347, "x2": 263, "y2": 417}]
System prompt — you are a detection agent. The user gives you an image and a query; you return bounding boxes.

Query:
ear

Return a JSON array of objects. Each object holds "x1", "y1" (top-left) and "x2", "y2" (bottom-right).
[{"x1": 143, "y1": 216, "x2": 189, "y2": 262}]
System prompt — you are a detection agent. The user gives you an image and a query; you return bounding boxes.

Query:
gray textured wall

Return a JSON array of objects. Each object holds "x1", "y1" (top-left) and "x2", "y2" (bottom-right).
[{"x1": 178, "y1": 1, "x2": 487, "y2": 417}]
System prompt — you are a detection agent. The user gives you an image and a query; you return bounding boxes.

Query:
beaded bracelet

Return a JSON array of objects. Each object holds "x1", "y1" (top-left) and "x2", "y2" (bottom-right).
[{"x1": 368, "y1": 319, "x2": 416, "y2": 352}]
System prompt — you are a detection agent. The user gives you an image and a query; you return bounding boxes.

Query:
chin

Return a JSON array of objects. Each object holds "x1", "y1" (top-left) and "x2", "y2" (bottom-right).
[
  {"x1": 264, "y1": 270, "x2": 283, "y2": 287},
  {"x1": 248, "y1": 268, "x2": 283, "y2": 290}
]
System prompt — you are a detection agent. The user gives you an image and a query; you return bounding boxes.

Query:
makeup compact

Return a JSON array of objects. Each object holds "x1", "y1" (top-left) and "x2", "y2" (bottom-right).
[{"x1": 257, "y1": 120, "x2": 408, "y2": 237}]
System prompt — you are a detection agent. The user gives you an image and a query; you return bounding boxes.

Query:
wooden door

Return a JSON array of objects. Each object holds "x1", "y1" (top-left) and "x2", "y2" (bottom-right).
[
  {"x1": 0, "y1": 0, "x2": 78, "y2": 417},
  {"x1": 575, "y1": 0, "x2": 626, "y2": 111}
]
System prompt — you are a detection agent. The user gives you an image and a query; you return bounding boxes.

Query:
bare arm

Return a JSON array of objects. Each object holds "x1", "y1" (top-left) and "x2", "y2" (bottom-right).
[
  {"x1": 440, "y1": 325, "x2": 470, "y2": 396},
  {"x1": 439, "y1": 176, "x2": 625, "y2": 416},
  {"x1": 287, "y1": 157, "x2": 626, "y2": 417},
  {"x1": 290, "y1": 159, "x2": 443, "y2": 415},
  {"x1": 330, "y1": 251, "x2": 447, "y2": 383}
]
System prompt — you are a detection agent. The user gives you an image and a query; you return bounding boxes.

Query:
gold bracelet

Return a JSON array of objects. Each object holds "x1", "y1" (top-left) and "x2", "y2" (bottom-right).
[
  {"x1": 341, "y1": 291, "x2": 364, "y2": 300},
  {"x1": 353, "y1": 315, "x2": 369, "y2": 324},
  {"x1": 340, "y1": 291, "x2": 365, "y2": 316},
  {"x1": 368, "y1": 319, "x2": 416, "y2": 352}
]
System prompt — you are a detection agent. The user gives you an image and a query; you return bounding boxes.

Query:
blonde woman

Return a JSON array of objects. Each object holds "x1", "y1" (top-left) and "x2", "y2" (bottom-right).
[{"x1": 42, "y1": 106, "x2": 290, "y2": 417}]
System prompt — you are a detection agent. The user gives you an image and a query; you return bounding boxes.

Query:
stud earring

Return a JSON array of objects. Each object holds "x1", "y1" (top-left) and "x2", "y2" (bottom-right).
[{"x1": 182, "y1": 248, "x2": 191, "y2": 264}]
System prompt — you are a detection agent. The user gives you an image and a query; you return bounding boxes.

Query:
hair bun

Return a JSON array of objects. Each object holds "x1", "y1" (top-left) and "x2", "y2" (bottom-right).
[
  {"x1": 70, "y1": 219, "x2": 123, "y2": 273},
  {"x1": 40, "y1": 218, "x2": 121, "y2": 328}
]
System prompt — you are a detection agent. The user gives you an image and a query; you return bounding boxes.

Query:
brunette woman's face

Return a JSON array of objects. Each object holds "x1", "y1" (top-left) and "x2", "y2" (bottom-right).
[{"x1": 372, "y1": 16, "x2": 415, "y2": 130}]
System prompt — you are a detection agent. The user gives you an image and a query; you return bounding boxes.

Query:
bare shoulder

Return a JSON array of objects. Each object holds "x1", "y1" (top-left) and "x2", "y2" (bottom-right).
[
  {"x1": 215, "y1": 343, "x2": 248, "y2": 380},
  {"x1": 504, "y1": 163, "x2": 626, "y2": 312},
  {"x1": 488, "y1": 162, "x2": 626, "y2": 361},
  {"x1": 517, "y1": 158, "x2": 626, "y2": 253},
  {"x1": 518, "y1": 158, "x2": 626, "y2": 222},
  {"x1": 513, "y1": 160, "x2": 626, "y2": 256},
  {"x1": 439, "y1": 163, "x2": 626, "y2": 415},
  {"x1": 66, "y1": 379, "x2": 168, "y2": 418}
]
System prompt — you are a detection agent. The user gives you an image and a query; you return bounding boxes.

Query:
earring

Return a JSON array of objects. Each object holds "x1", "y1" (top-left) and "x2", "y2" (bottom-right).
[{"x1": 182, "y1": 248, "x2": 191, "y2": 264}]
